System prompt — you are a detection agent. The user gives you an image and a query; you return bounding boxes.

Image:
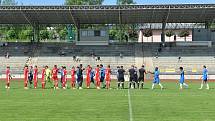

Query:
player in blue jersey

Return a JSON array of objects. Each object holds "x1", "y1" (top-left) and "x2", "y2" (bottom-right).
[
  {"x1": 179, "y1": 67, "x2": 188, "y2": 89},
  {"x1": 149, "y1": 67, "x2": 164, "y2": 90},
  {"x1": 199, "y1": 65, "x2": 209, "y2": 90}
]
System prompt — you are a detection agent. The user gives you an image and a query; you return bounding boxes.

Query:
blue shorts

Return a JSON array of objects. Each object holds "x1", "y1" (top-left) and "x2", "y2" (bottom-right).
[
  {"x1": 179, "y1": 79, "x2": 184, "y2": 84},
  {"x1": 203, "y1": 78, "x2": 207, "y2": 82},
  {"x1": 153, "y1": 78, "x2": 160, "y2": 84}
]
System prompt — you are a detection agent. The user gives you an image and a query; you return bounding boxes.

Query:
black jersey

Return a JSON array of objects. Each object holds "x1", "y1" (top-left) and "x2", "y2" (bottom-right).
[
  {"x1": 139, "y1": 68, "x2": 146, "y2": 78},
  {"x1": 118, "y1": 69, "x2": 125, "y2": 78},
  {"x1": 129, "y1": 68, "x2": 135, "y2": 77}
]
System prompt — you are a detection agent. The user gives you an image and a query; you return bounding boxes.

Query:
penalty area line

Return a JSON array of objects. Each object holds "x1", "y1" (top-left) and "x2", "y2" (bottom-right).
[{"x1": 128, "y1": 89, "x2": 133, "y2": 121}]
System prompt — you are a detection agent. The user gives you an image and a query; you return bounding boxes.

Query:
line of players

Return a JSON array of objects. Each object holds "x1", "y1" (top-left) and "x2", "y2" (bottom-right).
[
  {"x1": 5, "y1": 64, "x2": 209, "y2": 90},
  {"x1": 5, "y1": 64, "x2": 111, "y2": 90}
]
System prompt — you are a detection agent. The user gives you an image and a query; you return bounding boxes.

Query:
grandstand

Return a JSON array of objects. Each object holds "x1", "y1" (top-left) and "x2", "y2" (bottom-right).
[
  {"x1": 0, "y1": 4, "x2": 215, "y2": 78},
  {"x1": 1, "y1": 42, "x2": 215, "y2": 76}
]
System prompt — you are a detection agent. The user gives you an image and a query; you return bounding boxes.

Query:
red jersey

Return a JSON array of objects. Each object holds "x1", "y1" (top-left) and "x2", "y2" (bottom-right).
[
  {"x1": 24, "y1": 68, "x2": 28, "y2": 78},
  {"x1": 71, "y1": 69, "x2": 76, "y2": 82},
  {"x1": 6, "y1": 69, "x2": 11, "y2": 81},
  {"x1": 86, "y1": 68, "x2": 91, "y2": 78},
  {"x1": 105, "y1": 68, "x2": 111, "y2": 81},
  {"x1": 33, "y1": 68, "x2": 38, "y2": 79},
  {"x1": 41, "y1": 68, "x2": 45, "y2": 79},
  {"x1": 71, "y1": 69, "x2": 76, "y2": 76},
  {"x1": 95, "y1": 67, "x2": 100, "y2": 78},
  {"x1": 63, "y1": 69, "x2": 67, "y2": 77},
  {"x1": 52, "y1": 68, "x2": 58, "y2": 77}
]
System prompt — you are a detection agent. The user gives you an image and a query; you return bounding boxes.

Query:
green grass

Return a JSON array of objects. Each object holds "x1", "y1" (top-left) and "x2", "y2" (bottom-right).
[{"x1": 0, "y1": 80, "x2": 215, "y2": 121}]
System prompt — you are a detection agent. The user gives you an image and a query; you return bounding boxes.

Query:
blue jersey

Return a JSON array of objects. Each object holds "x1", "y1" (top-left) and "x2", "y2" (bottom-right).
[
  {"x1": 100, "y1": 67, "x2": 105, "y2": 77},
  {"x1": 60, "y1": 69, "x2": 64, "y2": 77},
  {"x1": 90, "y1": 70, "x2": 95, "y2": 78},
  {"x1": 203, "y1": 68, "x2": 208, "y2": 80},
  {"x1": 180, "y1": 71, "x2": 185, "y2": 84},
  {"x1": 153, "y1": 70, "x2": 160, "y2": 84}
]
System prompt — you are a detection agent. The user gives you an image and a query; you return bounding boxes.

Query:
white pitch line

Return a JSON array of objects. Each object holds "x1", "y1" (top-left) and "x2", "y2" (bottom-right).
[{"x1": 128, "y1": 89, "x2": 133, "y2": 121}]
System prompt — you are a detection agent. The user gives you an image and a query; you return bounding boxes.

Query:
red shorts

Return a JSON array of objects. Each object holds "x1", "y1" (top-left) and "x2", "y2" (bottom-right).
[
  {"x1": 106, "y1": 77, "x2": 111, "y2": 82},
  {"x1": 86, "y1": 76, "x2": 90, "y2": 82},
  {"x1": 52, "y1": 76, "x2": 58, "y2": 81},
  {"x1": 95, "y1": 77, "x2": 100, "y2": 82},
  {"x1": 71, "y1": 76, "x2": 75, "y2": 82}
]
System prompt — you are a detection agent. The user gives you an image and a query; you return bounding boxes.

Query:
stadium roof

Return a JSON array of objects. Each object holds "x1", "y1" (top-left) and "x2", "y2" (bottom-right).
[{"x1": 0, "y1": 4, "x2": 214, "y2": 25}]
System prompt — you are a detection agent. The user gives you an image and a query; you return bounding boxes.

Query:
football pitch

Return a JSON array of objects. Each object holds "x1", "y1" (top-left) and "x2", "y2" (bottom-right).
[{"x1": 0, "y1": 80, "x2": 215, "y2": 121}]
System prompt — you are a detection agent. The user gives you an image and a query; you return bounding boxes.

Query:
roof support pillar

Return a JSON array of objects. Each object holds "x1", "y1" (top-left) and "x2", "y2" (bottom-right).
[
  {"x1": 205, "y1": 22, "x2": 209, "y2": 29},
  {"x1": 77, "y1": 23, "x2": 80, "y2": 41},
  {"x1": 161, "y1": 22, "x2": 166, "y2": 43},
  {"x1": 33, "y1": 23, "x2": 40, "y2": 42}
]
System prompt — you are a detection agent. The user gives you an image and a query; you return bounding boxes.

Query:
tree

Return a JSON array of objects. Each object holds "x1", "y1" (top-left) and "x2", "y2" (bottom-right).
[
  {"x1": 117, "y1": 0, "x2": 135, "y2": 5},
  {"x1": 59, "y1": 28, "x2": 68, "y2": 40},
  {"x1": 179, "y1": 29, "x2": 190, "y2": 41},
  {"x1": 165, "y1": 30, "x2": 175, "y2": 41},
  {"x1": 40, "y1": 30, "x2": 50, "y2": 40},
  {"x1": 1, "y1": 0, "x2": 17, "y2": 5},
  {"x1": 65, "y1": 0, "x2": 103, "y2": 5},
  {"x1": 142, "y1": 29, "x2": 153, "y2": 42},
  {"x1": 6, "y1": 30, "x2": 17, "y2": 40}
]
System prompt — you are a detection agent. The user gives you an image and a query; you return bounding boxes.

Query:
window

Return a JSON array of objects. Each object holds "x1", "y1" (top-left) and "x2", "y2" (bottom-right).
[
  {"x1": 101, "y1": 30, "x2": 106, "y2": 37},
  {"x1": 81, "y1": 31, "x2": 87, "y2": 37}
]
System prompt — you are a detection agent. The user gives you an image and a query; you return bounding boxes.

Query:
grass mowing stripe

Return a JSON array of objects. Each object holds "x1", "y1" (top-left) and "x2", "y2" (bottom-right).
[{"x1": 128, "y1": 89, "x2": 133, "y2": 121}]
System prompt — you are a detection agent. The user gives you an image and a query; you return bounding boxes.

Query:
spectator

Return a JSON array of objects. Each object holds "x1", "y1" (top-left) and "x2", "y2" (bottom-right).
[
  {"x1": 178, "y1": 56, "x2": 182, "y2": 62},
  {"x1": 96, "y1": 56, "x2": 101, "y2": 61},
  {"x1": 120, "y1": 53, "x2": 123, "y2": 59},
  {"x1": 73, "y1": 55, "x2": 76, "y2": 62},
  {"x1": 5, "y1": 52, "x2": 10, "y2": 59}
]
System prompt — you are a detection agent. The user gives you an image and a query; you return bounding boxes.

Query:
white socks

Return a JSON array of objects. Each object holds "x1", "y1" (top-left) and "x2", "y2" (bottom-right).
[
  {"x1": 152, "y1": 83, "x2": 163, "y2": 90},
  {"x1": 199, "y1": 83, "x2": 209, "y2": 89}
]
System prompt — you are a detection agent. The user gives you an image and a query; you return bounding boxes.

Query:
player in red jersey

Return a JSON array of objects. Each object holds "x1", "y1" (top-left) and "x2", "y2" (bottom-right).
[
  {"x1": 5, "y1": 66, "x2": 12, "y2": 89},
  {"x1": 105, "y1": 65, "x2": 111, "y2": 89},
  {"x1": 95, "y1": 65, "x2": 100, "y2": 89},
  {"x1": 24, "y1": 65, "x2": 29, "y2": 89},
  {"x1": 86, "y1": 65, "x2": 91, "y2": 88},
  {"x1": 41, "y1": 66, "x2": 46, "y2": 89},
  {"x1": 71, "y1": 66, "x2": 76, "y2": 89},
  {"x1": 33, "y1": 65, "x2": 38, "y2": 89},
  {"x1": 52, "y1": 65, "x2": 59, "y2": 89},
  {"x1": 62, "y1": 66, "x2": 67, "y2": 89}
]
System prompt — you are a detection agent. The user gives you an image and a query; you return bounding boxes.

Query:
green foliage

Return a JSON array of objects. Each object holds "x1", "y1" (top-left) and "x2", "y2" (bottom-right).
[
  {"x1": 179, "y1": 29, "x2": 190, "y2": 37},
  {"x1": 1, "y1": 0, "x2": 16, "y2": 5},
  {"x1": 40, "y1": 30, "x2": 50, "y2": 40},
  {"x1": 6, "y1": 30, "x2": 17, "y2": 40},
  {"x1": 65, "y1": 0, "x2": 103, "y2": 5},
  {"x1": 179, "y1": 29, "x2": 190, "y2": 41},
  {"x1": 117, "y1": 0, "x2": 135, "y2": 5},
  {"x1": 59, "y1": 28, "x2": 68, "y2": 40},
  {"x1": 165, "y1": 30, "x2": 175, "y2": 37},
  {"x1": 142, "y1": 29, "x2": 153, "y2": 37}
]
